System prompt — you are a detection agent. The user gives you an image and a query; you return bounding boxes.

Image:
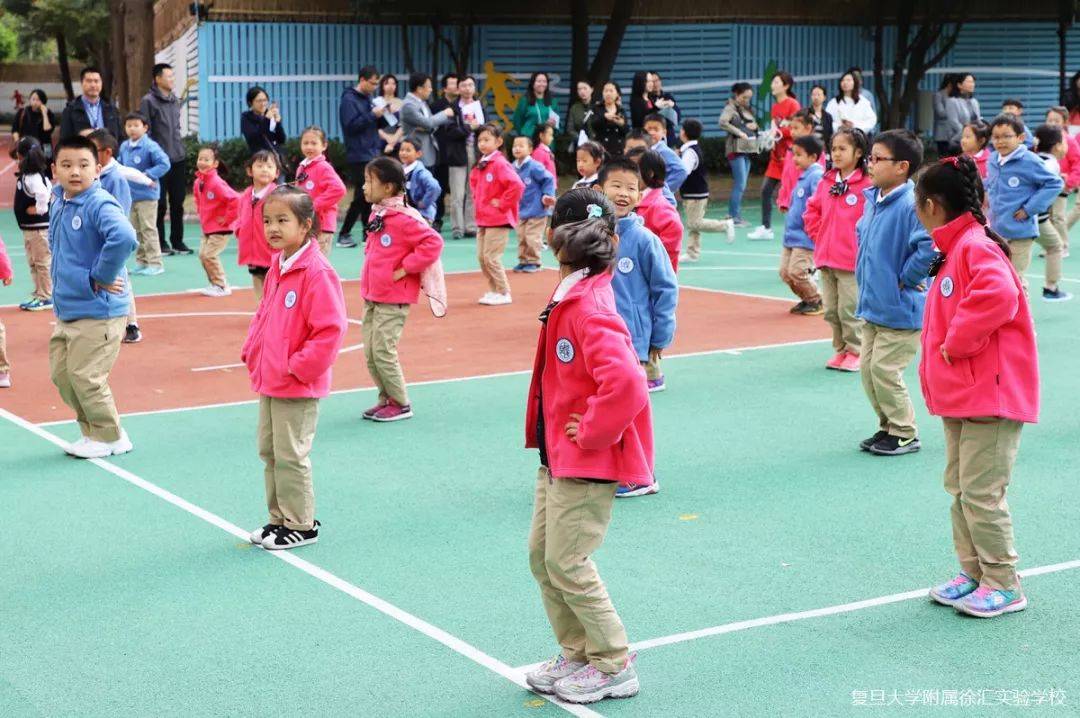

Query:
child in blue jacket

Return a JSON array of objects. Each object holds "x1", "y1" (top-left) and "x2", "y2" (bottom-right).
[
  {"x1": 118, "y1": 112, "x2": 171, "y2": 274},
  {"x1": 985, "y1": 113, "x2": 1064, "y2": 295},
  {"x1": 855, "y1": 130, "x2": 936, "y2": 457},
  {"x1": 512, "y1": 134, "x2": 556, "y2": 273},
  {"x1": 48, "y1": 135, "x2": 138, "y2": 459},
  {"x1": 781, "y1": 136, "x2": 826, "y2": 314},
  {"x1": 398, "y1": 135, "x2": 442, "y2": 224}
]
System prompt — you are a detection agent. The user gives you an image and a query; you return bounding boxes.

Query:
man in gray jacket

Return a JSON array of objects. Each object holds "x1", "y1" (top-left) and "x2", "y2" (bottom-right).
[
  {"x1": 140, "y1": 63, "x2": 192, "y2": 254},
  {"x1": 400, "y1": 73, "x2": 454, "y2": 170}
]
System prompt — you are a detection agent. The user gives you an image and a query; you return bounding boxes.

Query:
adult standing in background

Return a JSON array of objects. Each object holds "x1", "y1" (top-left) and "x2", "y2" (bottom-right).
[
  {"x1": 588, "y1": 81, "x2": 628, "y2": 158},
  {"x1": 511, "y1": 72, "x2": 558, "y2": 140},
  {"x1": 942, "y1": 73, "x2": 980, "y2": 156},
  {"x1": 448, "y1": 74, "x2": 483, "y2": 239},
  {"x1": 141, "y1": 63, "x2": 193, "y2": 255},
  {"x1": 337, "y1": 65, "x2": 384, "y2": 248},
  {"x1": 59, "y1": 67, "x2": 122, "y2": 141},
  {"x1": 565, "y1": 79, "x2": 594, "y2": 154},
  {"x1": 825, "y1": 71, "x2": 877, "y2": 135},
  {"x1": 400, "y1": 73, "x2": 454, "y2": 170},
  {"x1": 629, "y1": 71, "x2": 654, "y2": 129},
  {"x1": 11, "y1": 89, "x2": 56, "y2": 159},
  {"x1": 652, "y1": 72, "x2": 680, "y2": 146},
  {"x1": 933, "y1": 74, "x2": 957, "y2": 157},
  {"x1": 748, "y1": 70, "x2": 800, "y2": 241},
  {"x1": 376, "y1": 74, "x2": 404, "y2": 156},
  {"x1": 718, "y1": 81, "x2": 759, "y2": 227},
  {"x1": 1063, "y1": 70, "x2": 1080, "y2": 127},
  {"x1": 240, "y1": 86, "x2": 286, "y2": 158},
  {"x1": 429, "y1": 73, "x2": 459, "y2": 231},
  {"x1": 807, "y1": 84, "x2": 834, "y2": 151}
]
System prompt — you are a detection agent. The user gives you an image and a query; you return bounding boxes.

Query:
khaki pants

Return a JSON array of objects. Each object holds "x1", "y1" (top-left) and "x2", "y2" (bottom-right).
[
  {"x1": 528, "y1": 467, "x2": 628, "y2": 674},
  {"x1": 1034, "y1": 223, "x2": 1065, "y2": 290},
  {"x1": 943, "y1": 417, "x2": 1023, "y2": 590},
  {"x1": 1006, "y1": 238, "x2": 1036, "y2": 293},
  {"x1": 778, "y1": 247, "x2": 820, "y2": 303},
  {"x1": 199, "y1": 234, "x2": 230, "y2": 289},
  {"x1": 257, "y1": 396, "x2": 319, "y2": 531},
  {"x1": 1065, "y1": 193, "x2": 1080, "y2": 244},
  {"x1": 449, "y1": 146, "x2": 477, "y2": 235},
  {"x1": 1048, "y1": 195, "x2": 1068, "y2": 250},
  {"x1": 48, "y1": 316, "x2": 127, "y2": 441},
  {"x1": 317, "y1": 232, "x2": 334, "y2": 257},
  {"x1": 131, "y1": 200, "x2": 163, "y2": 269},
  {"x1": 517, "y1": 217, "x2": 548, "y2": 265},
  {"x1": 362, "y1": 300, "x2": 410, "y2": 405},
  {"x1": 642, "y1": 348, "x2": 662, "y2": 381},
  {"x1": 477, "y1": 227, "x2": 511, "y2": 295},
  {"x1": 860, "y1": 321, "x2": 920, "y2": 439},
  {"x1": 819, "y1": 267, "x2": 861, "y2": 355},
  {"x1": 683, "y1": 198, "x2": 729, "y2": 260},
  {"x1": 0, "y1": 318, "x2": 8, "y2": 373},
  {"x1": 22, "y1": 229, "x2": 52, "y2": 300}
]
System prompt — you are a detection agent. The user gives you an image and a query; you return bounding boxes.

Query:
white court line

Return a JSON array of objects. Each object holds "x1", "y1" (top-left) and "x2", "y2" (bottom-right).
[
  {"x1": 677, "y1": 283, "x2": 793, "y2": 303},
  {"x1": 513, "y1": 557, "x2": 1080, "y2": 673},
  {"x1": 0, "y1": 407, "x2": 602, "y2": 718},
  {"x1": 678, "y1": 266, "x2": 778, "y2": 272},
  {"x1": 36, "y1": 336, "x2": 832, "y2": 426}
]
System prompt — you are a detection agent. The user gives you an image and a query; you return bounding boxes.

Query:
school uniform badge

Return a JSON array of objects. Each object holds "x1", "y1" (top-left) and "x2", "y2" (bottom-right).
[
  {"x1": 380, "y1": 233, "x2": 392, "y2": 247},
  {"x1": 797, "y1": 187, "x2": 805, "y2": 198},
  {"x1": 617, "y1": 257, "x2": 634, "y2": 274},
  {"x1": 284, "y1": 290, "x2": 297, "y2": 308},
  {"x1": 555, "y1": 338, "x2": 575, "y2": 363},
  {"x1": 305, "y1": 180, "x2": 315, "y2": 190},
  {"x1": 207, "y1": 191, "x2": 216, "y2": 200},
  {"x1": 486, "y1": 172, "x2": 494, "y2": 182},
  {"x1": 845, "y1": 194, "x2": 858, "y2": 206},
  {"x1": 1008, "y1": 177, "x2": 1020, "y2": 188},
  {"x1": 71, "y1": 215, "x2": 82, "y2": 230},
  {"x1": 940, "y1": 277, "x2": 954, "y2": 297},
  {"x1": 133, "y1": 154, "x2": 141, "y2": 164}
]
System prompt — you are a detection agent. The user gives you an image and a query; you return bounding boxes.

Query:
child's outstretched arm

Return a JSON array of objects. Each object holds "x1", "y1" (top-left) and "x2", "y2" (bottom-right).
[
  {"x1": 642, "y1": 236, "x2": 679, "y2": 352},
  {"x1": 943, "y1": 242, "x2": 1020, "y2": 360},
  {"x1": 91, "y1": 200, "x2": 137, "y2": 287},
  {"x1": 288, "y1": 270, "x2": 348, "y2": 384},
  {"x1": 571, "y1": 312, "x2": 650, "y2": 450},
  {"x1": 900, "y1": 218, "x2": 936, "y2": 288},
  {"x1": 116, "y1": 164, "x2": 154, "y2": 187}
]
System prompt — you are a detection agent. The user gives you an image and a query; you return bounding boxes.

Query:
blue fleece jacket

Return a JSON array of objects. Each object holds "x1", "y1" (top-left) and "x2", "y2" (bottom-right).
[
  {"x1": 339, "y1": 88, "x2": 381, "y2": 164},
  {"x1": 514, "y1": 157, "x2": 556, "y2": 220},
  {"x1": 854, "y1": 181, "x2": 935, "y2": 330},
  {"x1": 654, "y1": 141, "x2": 687, "y2": 194},
  {"x1": 986, "y1": 145, "x2": 1064, "y2": 240},
  {"x1": 118, "y1": 136, "x2": 170, "y2": 202},
  {"x1": 404, "y1": 162, "x2": 442, "y2": 223},
  {"x1": 783, "y1": 163, "x2": 824, "y2": 249},
  {"x1": 98, "y1": 163, "x2": 133, "y2": 215},
  {"x1": 48, "y1": 181, "x2": 137, "y2": 322},
  {"x1": 660, "y1": 183, "x2": 676, "y2": 207},
  {"x1": 612, "y1": 214, "x2": 679, "y2": 361}
]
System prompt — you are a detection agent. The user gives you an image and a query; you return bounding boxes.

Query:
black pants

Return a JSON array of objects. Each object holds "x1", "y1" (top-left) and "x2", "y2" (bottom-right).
[
  {"x1": 761, "y1": 175, "x2": 780, "y2": 229},
  {"x1": 156, "y1": 159, "x2": 187, "y2": 250},
  {"x1": 340, "y1": 161, "x2": 371, "y2": 237},
  {"x1": 433, "y1": 163, "x2": 450, "y2": 224}
]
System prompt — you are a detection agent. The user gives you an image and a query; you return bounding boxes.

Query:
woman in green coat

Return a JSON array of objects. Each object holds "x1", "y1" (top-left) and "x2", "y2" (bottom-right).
[{"x1": 512, "y1": 71, "x2": 559, "y2": 139}]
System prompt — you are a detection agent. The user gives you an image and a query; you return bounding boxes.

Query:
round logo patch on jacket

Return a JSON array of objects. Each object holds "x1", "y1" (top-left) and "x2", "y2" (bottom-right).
[
  {"x1": 555, "y1": 338, "x2": 575, "y2": 363},
  {"x1": 940, "y1": 277, "x2": 954, "y2": 297},
  {"x1": 207, "y1": 191, "x2": 216, "y2": 200},
  {"x1": 486, "y1": 172, "x2": 494, "y2": 182},
  {"x1": 524, "y1": 178, "x2": 532, "y2": 185},
  {"x1": 133, "y1": 154, "x2": 141, "y2": 165},
  {"x1": 284, "y1": 290, "x2": 297, "y2": 308},
  {"x1": 380, "y1": 233, "x2": 392, "y2": 247},
  {"x1": 617, "y1": 257, "x2": 634, "y2": 274},
  {"x1": 796, "y1": 187, "x2": 805, "y2": 198},
  {"x1": 845, "y1": 194, "x2": 858, "y2": 206},
  {"x1": 71, "y1": 215, "x2": 82, "y2": 230},
  {"x1": 305, "y1": 180, "x2": 315, "y2": 191},
  {"x1": 1008, "y1": 176, "x2": 1021, "y2": 188}
]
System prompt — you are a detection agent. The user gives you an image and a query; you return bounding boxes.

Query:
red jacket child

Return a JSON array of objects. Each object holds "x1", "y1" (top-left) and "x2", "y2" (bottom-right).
[
  {"x1": 470, "y1": 151, "x2": 525, "y2": 228},
  {"x1": 241, "y1": 240, "x2": 348, "y2": 399},
  {"x1": 918, "y1": 213, "x2": 1039, "y2": 424},
  {"x1": 969, "y1": 148, "x2": 990, "y2": 181},
  {"x1": 524, "y1": 269, "x2": 654, "y2": 487},
  {"x1": 233, "y1": 184, "x2": 277, "y2": 268},
  {"x1": 296, "y1": 154, "x2": 347, "y2": 233},
  {"x1": 637, "y1": 186, "x2": 683, "y2": 271},
  {"x1": 0, "y1": 235, "x2": 12, "y2": 282},
  {"x1": 802, "y1": 167, "x2": 873, "y2": 272},
  {"x1": 361, "y1": 199, "x2": 444, "y2": 305},
  {"x1": 193, "y1": 167, "x2": 239, "y2": 235},
  {"x1": 1058, "y1": 135, "x2": 1080, "y2": 191},
  {"x1": 532, "y1": 142, "x2": 557, "y2": 179}
]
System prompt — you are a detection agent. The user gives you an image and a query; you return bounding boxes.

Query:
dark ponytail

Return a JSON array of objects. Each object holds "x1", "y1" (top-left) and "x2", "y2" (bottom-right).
[{"x1": 915, "y1": 155, "x2": 1010, "y2": 259}]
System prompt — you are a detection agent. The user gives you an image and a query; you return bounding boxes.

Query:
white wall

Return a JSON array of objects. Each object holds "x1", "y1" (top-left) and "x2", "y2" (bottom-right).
[{"x1": 154, "y1": 22, "x2": 199, "y2": 136}]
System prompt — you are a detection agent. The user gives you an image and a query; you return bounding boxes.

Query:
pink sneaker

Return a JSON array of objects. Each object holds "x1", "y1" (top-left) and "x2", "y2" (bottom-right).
[
  {"x1": 837, "y1": 352, "x2": 861, "y2": 372},
  {"x1": 825, "y1": 352, "x2": 846, "y2": 370},
  {"x1": 371, "y1": 399, "x2": 414, "y2": 423},
  {"x1": 362, "y1": 400, "x2": 388, "y2": 420}
]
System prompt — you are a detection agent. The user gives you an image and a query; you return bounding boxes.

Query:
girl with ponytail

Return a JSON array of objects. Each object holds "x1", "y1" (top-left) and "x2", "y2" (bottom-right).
[{"x1": 914, "y1": 155, "x2": 1038, "y2": 619}]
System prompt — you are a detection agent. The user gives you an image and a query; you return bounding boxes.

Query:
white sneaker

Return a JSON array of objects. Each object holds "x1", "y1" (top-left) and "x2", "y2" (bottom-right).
[
  {"x1": 0, "y1": 372, "x2": 10, "y2": 388},
  {"x1": 525, "y1": 655, "x2": 588, "y2": 694},
  {"x1": 198, "y1": 285, "x2": 232, "y2": 297},
  {"x1": 488, "y1": 293, "x2": 513, "y2": 305},
  {"x1": 108, "y1": 430, "x2": 133, "y2": 456},
  {"x1": 65, "y1": 436, "x2": 112, "y2": 459},
  {"x1": 478, "y1": 292, "x2": 497, "y2": 305},
  {"x1": 722, "y1": 219, "x2": 736, "y2": 243},
  {"x1": 747, "y1": 225, "x2": 774, "y2": 240}
]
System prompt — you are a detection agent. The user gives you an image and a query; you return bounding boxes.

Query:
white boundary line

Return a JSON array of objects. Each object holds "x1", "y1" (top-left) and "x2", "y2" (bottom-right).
[
  {"x1": 513, "y1": 557, "x2": 1080, "y2": 673},
  {"x1": 0, "y1": 407, "x2": 602, "y2": 718}
]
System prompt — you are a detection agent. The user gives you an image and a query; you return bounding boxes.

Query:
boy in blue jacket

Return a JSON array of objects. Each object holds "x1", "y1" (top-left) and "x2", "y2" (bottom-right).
[
  {"x1": 398, "y1": 134, "x2": 442, "y2": 224},
  {"x1": 985, "y1": 113, "x2": 1064, "y2": 295},
  {"x1": 48, "y1": 135, "x2": 138, "y2": 459},
  {"x1": 781, "y1": 135, "x2": 826, "y2": 315},
  {"x1": 119, "y1": 112, "x2": 171, "y2": 274},
  {"x1": 643, "y1": 114, "x2": 688, "y2": 194},
  {"x1": 855, "y1": 129, "x2": 936, "y2": 457},
  {"x1": 512, "y1": 135, "x2": 556, "y2": 273}
]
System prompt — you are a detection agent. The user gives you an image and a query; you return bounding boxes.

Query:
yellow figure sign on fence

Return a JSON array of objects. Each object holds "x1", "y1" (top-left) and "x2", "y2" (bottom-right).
[{"x1": 480, "y1": 60, "x2": 520, "y2": 129}]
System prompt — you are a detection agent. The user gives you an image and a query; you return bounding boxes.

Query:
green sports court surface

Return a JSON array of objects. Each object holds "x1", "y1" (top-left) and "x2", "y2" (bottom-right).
[{"x1": 1, "y1": 205, "x2": 1078, "y2": 717}]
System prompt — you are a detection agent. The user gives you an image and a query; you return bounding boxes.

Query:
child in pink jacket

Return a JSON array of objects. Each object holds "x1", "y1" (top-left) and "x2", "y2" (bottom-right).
[
  {"x1": 242, "y1": 186, "x2": 348, "y2": 551},
  {"x1": 523, "y1": 188, "x2": 650, "y2": 705},
  {"x1": 802, "y1": 126, "x2": 872, "y2": 372},
  {"x1": 296, "y1": 126, "x2": 347, "y2": 255},
  {"x1": 470, "y1": 123, "x2": 525, "y2": 306},
  {"x1": 193, "y1": 145, "x2": 240, "y2": 297},
  {"x1": 777, "y1": 110, "x2": 818, "y2": 211},
  {"x1": 360, "y1": 157, "x2": 444, "y2": 423},
  {"x1": 233, "y1": 150, "x2": 281, "y2": 300},
  {"x1": 0, "y1": 235, "x2": 13, "y2": 387},
  {"x1": 915, "y1": 156, "x2": 1038, "y2": 619},
  {"x1": 531, "y1": 124, "x2": 558, "y2": 178},
  {"x1": 632, "y1": 149, "x2": 683, "y2": 271}
]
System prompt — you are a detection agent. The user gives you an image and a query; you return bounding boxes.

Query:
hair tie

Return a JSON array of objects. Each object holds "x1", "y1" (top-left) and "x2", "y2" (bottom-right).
[
  {"x1": 586, "y1": 203, "x2": 603, "y2": 219},
  {"x1": 940, "y1": 156, "x2": 961, "y2": 169}
]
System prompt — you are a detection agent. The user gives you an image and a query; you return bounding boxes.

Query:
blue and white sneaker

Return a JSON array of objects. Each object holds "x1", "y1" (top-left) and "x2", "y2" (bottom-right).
[
  {"x1": 512, "y1": 263, "x2": 528, "y2": 272},
  {"x1": 1043, "y1": 287, "x2": 1073, "y2": 302},
  {"x1": 616, "y1": 481, "x2": 659, "y2": 498},
  {"x1": 929, "y1": 572, "x2": 978, "y2": 607},
  {"x1": 18, "y1": 297, "x2": 53, "y2": 311},
  {"x1": 956, "y1": 585, "x2": 1027, "y2": 618},
  {"x1": 130, "y1": 264, "x2": 151, "y2": 275},
  {"x1": 524, "y1": 655, "x2": 586, "y2": 694},
  {"x1": 143, "y1": 266, "x2": 165, "y2": 276},
  {"x1": 522, "y1": 263, "x2": 543, "y2": 273}
]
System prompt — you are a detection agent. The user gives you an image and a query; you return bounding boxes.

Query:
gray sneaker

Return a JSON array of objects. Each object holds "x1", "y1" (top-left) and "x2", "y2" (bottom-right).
[
  {"x1": 553, "y1": 656, "x2": 639, "y2": 704},
  {"x1": 524, "y1": 655, "x2": 586, "y2": 694}
]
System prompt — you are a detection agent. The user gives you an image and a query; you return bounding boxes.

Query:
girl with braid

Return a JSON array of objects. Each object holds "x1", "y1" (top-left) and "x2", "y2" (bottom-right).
[{"x1": 915, "y1": 155, "x2": 1038, "y2": 619}]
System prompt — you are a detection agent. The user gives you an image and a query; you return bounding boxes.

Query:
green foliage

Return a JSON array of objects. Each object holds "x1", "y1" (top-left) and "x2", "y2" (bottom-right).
[{"x1": 2, "y1": 0, "x2": 109, "y2": 65}]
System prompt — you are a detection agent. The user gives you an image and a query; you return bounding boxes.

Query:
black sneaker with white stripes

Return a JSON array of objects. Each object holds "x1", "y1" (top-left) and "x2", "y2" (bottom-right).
[
  {"x1": 249, "y1": 523, "x2": 280, "y2": 545},
  {"x1": 261, "y1": 520, "x2": 320, "y2": 550}
]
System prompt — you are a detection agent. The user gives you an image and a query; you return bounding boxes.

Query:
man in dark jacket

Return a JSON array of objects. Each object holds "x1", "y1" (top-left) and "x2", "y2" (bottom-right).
[
  {"x1": 428, "y1": 73, "x2": 458, "y2": 231},
  {"x1": 59, "y1": 67, "x2": 123, "y2": 141},
  {"x1": 337, "y1": 65, "x2": 383, "y2": 248},
  {"x1": 140, "y1": 63, "x2": 193, "y2": 255}
]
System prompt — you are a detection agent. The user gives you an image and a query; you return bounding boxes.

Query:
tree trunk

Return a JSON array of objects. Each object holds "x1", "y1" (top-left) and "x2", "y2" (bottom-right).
[
  {"x1": 430, "y1": 21, "x2": 441, "y2": 80},
  {"x1": 56, "y1": 32, "x2": 74, "y2": 102},
  {"x1": 400, "y1": 22, "x2": 416, "y2": 75},
  {"x1": 587, "y1": 0, "x2": 635, "y2": 86},
  {"x1": 570, "y1": 0, "x2": 589, "y2": 86},
  {"x1": 108, "y1": 0, "x2": 155, "y2": 113}
]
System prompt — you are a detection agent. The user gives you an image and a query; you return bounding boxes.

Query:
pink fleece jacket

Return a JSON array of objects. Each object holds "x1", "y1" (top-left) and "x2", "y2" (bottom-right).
[
  {"x1": 524, "y1": 270, "x2": 654, "y2": 486},
  {"x1": 361, "y1": 207, "x2": 444, "y2": 304},
  {"x1": 470, "y1": 152, "x2": 525, "y2": 228},
  {"x1": 241, "y1": 241, "x2": 348, "y2": 399},
  {"x1": 918, "y1": 213, "x2": 1039, "y2": 423},
  {"x1": 0, "y1": 235, "x2": 12, "y2": 282},
  {"x1": 1059, "y1": 134, "x2": 1080, "y2": 191},
  {"x1": 531, "y1": 143, "x2": 557, "y2": 178},
  {"x1": 778, "y1": 149, "x2": 826, "y2": 210},
  {"x1": 637, "y1": 187, "x2": 684, "y2": 271},
  {"x1": 296, "y1": 155, "x2": 347, "y2": 233},
  {"x1": 233, "y1": 185, "x2": 277, "y2": 268},
  {"x1": 193, "y1": 168, "x2": 240, "y2": 235},
  {"x1": 802, "y1": 167, "x2": 872, "y2": 272}
]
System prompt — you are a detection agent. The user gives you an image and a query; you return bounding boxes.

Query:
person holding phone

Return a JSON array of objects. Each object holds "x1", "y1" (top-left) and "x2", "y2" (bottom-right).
[{"x1": 241, "y1": 86, "x2": 286, "y2": 159}]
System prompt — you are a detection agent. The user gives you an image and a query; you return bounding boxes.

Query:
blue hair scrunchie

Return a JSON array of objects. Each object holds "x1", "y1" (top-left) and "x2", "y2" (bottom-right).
[{"x1": 586, "y1": 203, "x2": 603, "y2": 219}]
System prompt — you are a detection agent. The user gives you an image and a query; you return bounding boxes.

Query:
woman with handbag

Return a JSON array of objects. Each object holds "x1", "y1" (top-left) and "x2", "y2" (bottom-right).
[{"x1": 718, "y1": 82, "x2": 759, "y2": 227}]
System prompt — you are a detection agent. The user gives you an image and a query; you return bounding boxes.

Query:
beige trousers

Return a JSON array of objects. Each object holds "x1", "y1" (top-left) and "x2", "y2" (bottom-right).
[
  {"x1": 778, "y1": 247, "x2": 820, "y2": 303},
  {"x1": 0, "y1": 318, "x2": 8, "y2": 373},
  {"x1": 48, "y1": 316, "x2": 127, "y2": 441},
  {"x1": 362, "y1": 300, "x2": 410, "y2": 406},
  {"x1": 258, "y1": 396, "x2": 320, "y2": 531},
  {"x1": 477, "y1": 227, "x2": 511, "y2": 295},
  {"x1": 819, "y1": 268, "x2": 861, "y2": 355},
  {"x1": 642, "y1": 348, "x2": 662, "y2": 381},
  {"x1": 683, "y1": 198, "x2": 729, "y2": 260},
  {"x1": 517, "y1": 217, "x2": 548, "y2": 266},
  {"x1": 860, "y1": 321, "x2": 920, "y2": 439},
  {"x1": 130, "y1": 200, "x2": 163, "y2": 269},
  {"x1": 199, "y1": 234, "x2": 230, "y2": 289},
  {"x1": 449, "y1": 146, "x2": 477, "y2": 235},
  {"x1": 22, "y1": 229, "x2": 52, "y2": 300},
  {"x1": 317, "y1": 232, "x2": 334, "y2": 257}
]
